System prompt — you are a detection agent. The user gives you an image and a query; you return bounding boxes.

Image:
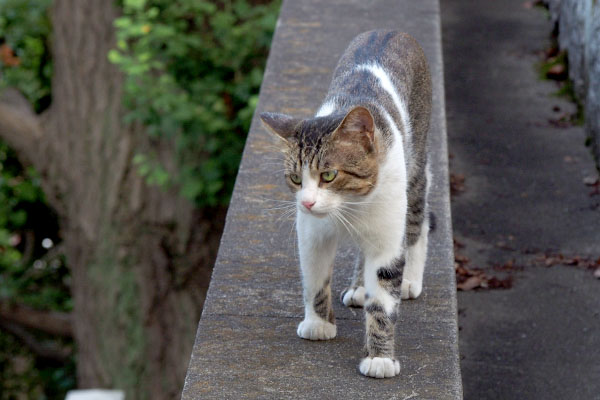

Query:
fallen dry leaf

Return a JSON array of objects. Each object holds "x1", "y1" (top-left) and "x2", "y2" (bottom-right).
[
  {"x1": 450, "y1": 173, "x2": 466, "y2": 196},
  {"x1": 546, "y1": 64, "x2": 567, "y2": 80},
  {"x1": 457, "y1": 276, "x2": 483, "y2": 291},
  {"x1": 455, "y1": 253, "x2": 470, "y2": 264},
  {"x1": 486, "y1": 276, "x2": 513, "y2": 289},
  {"x1": 493, "y1": 260, "x2": 523, "y2": 271},
  {"x1": 454, "y1": 240, "x2": 515, "y2": 291},
  {"x1": 536, "y1": 252, "x2": 600, "y2": 270}
]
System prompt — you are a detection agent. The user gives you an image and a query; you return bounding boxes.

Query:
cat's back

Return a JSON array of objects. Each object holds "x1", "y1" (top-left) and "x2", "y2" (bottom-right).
[
  {"x1": 332, "y1": 30, "x2": 428, "y2": 89},
  {"x1": 320, "y1": 30, "x2": 432, "y2": 167}
]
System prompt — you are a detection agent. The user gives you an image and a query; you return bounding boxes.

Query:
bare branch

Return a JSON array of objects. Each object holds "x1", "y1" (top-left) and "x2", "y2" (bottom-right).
[
  {"x1": 18, "y1": 230, "x2": 36, "y2": 268},
  {"x1": 0, "y1": 88, "x2": 43, "y2": 168},
  {"x1": 0, "y1": 318, "x2": 72, "y2": 362},
  {"x1": 0, "y1": 299, "x2": 72, "y2": 337}
]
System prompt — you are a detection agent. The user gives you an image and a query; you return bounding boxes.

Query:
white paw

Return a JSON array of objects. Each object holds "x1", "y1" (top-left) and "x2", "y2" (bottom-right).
[
  {"x1": 359, "y1": 357, "x2": 400, "y2": 378},
  {"x1": 297, "y1": 318, "x2": 337, "y2": 341},
  {"x1": 401, "y1": 279, "x2": 422, "y2": 300},
  {"x1": 342, "y1": 286, "x2": 366, "y2": 307}
]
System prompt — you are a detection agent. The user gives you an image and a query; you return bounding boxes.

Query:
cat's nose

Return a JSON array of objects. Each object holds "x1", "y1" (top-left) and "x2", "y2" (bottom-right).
[{"x1": 301, "y1": 200, "x2": 315, "y2": 210}]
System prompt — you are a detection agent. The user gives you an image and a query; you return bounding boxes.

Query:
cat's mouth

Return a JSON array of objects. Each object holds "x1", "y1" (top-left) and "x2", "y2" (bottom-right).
[{"x1": 299, "y1": 207, "x2": 328, "y2": 218}]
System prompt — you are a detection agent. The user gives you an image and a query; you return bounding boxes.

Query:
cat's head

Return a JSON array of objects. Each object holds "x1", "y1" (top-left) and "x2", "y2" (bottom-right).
[{"x1": 260, "y1": 106, "x2": 380, "y2": 217}]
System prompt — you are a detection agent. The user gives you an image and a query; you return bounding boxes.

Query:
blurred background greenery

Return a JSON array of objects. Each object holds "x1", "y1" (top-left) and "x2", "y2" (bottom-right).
[{"x1": 0, "y1": 0, "x2": 280, "y2": 398}]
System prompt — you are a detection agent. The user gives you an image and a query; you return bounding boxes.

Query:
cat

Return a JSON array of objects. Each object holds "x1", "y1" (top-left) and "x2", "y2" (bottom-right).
[{"x1": 260, "y1": 30, "x2": 432, "y2": 379}]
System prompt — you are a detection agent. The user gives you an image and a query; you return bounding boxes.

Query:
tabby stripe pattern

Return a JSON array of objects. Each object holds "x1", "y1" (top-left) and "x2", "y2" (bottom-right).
[
  {"x1": 376, "y1": 256, "x2": 405, "y2": 299},
  {"x1": 313, "y1": 279, "x2": 334, "y2": 323},
  {"x1": 365, "y1": 301, "x2": 397, "y2": 358},
  {"x1": 406, "y1": 170, "x2": 428, "y2": 246}
]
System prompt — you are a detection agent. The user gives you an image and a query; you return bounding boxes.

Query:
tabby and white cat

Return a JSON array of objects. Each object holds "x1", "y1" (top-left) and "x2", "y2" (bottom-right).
[{"x1": 260, "y1": 30, "x2": 432, "y2": 378}]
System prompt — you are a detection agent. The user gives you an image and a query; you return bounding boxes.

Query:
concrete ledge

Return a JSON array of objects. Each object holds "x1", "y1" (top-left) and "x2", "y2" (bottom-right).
[{"x1": 182, "y1": 0, "x2": 462, "y2": 398}]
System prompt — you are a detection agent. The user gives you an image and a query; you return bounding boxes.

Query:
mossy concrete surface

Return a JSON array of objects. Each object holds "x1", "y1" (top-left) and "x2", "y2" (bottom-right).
[{"x1": 181, "y1": 0, "x2": 461, "y2": 398}]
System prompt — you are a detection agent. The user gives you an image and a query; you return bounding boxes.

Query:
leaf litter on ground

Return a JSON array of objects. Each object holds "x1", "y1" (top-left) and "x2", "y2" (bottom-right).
[
  {"x1": 450, "y1": 173, "x2": 466, "y2": 197},
  {"x1": 454, "y1": 239, "x2": 514, "y2": 291}
]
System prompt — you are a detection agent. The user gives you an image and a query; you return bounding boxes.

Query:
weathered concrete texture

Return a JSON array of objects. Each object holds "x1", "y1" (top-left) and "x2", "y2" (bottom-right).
[
  {"x1": 546, "y1": 0, "x2": 600, "y2": 162},
  {"x1": 442, "y1": 0, "x2": 600, "y2": 398},
  {"x1": 182, "y1": 0, "x2": 461, "y2": 398}
]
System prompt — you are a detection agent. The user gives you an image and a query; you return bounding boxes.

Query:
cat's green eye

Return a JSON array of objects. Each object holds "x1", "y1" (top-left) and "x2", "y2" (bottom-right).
[
  {"x1": 321, "y1": 170, "x2": 338, "y2": 183},
  {"x1": 290, "y1": 173, "x2": 302, "y2": 185}
]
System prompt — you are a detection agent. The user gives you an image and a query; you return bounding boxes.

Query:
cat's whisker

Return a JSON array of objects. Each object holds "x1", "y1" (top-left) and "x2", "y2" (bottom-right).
[
  {"x1": 337, "y1": 208, "x2": 381, "y2": 251},
  {"x1": 261, "y1": 153, "x2": 285, "y2": 159},
  {"x1": 333, "y1": 209, "x2": 361, "y2": 238},
  {"x1": 338, "y1": 204, "x2": 368, "y2": 215},
  {"x1": 258, "y1": 197, "x2": 296, "y2": 204},
  {"x1": 267, "y1": 206, "x2": 296, "y2": 215},
  {"x1": 263, "y1": 203, "x2": 296, "y2": 211},
  {"x1": 264, "y1": 200, "x2": 296, "y2": 207},
  {"x1": 330, "y1": 210, "x2": 355, "y2": 240},
  {"x1": 284, "y1": 215, "x2": 298, "y2": 254},
  {"x1": 342, "y1": 200, "x2": 389, "y2": 205},
  {"x1": 273, "y1": 214, "x2": 296, "y2": 236},
  {"x1": 264, "y1": 206, "x2": 297, "y2": 214}
]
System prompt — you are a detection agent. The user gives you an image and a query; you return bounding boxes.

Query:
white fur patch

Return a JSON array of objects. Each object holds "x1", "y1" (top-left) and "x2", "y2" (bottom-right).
[
  {"x1": 342, "y1": 286, "x2": 366, "y2": 307},
  {"x1": 315, "y1": 99, "x2": 336, "y2": 117},
  {"x1": 379, "y1": 107, "x2": 403, "y2": 146},
  {"x1": 355, "y1": 63, "x2": 412, "y2": 142},
  {"x1": 297, "y1": 168, "x2": 342, "y2": 216},
  {"x1": 297, "y1": 318, "x2": 337, "y2": 340},
  {"x1": 359, "y1": 357, "x2": 400, "y2": 378},
  {"x1": 402, "y1": 216, "x2": 428, "y2": 300}
]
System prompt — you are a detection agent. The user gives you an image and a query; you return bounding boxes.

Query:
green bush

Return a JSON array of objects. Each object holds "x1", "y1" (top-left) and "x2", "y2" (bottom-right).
[
  {"x1": 111, "y1": 0, "x2": 280, "y2": 206},
  {"x1": 1, "y1": 1, "x2": 75, "y2": 396},
  {"x1": 0, "y1": 0, "x2": 52, "y2": 112},
  {"x1": 0, "y1": 0, "x2": 280, "y2": 396}
]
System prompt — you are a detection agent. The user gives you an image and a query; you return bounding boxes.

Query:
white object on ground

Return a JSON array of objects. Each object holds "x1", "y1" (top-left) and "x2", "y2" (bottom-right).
[{"x1": 65, "y1": 390, "x2": 125, "y2": 400}]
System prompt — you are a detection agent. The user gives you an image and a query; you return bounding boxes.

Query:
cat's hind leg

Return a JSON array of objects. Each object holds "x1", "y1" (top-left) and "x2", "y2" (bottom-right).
[
  {"x1": 402, "y1": 167, "x2": 430, "y2": 300},
  {"x1": 296, "y1": 213, "x2": 338, "y2": 341},
  {"x1": 341, "y1": 251, "x2": 366, "y2": 307},
  {"x1": 402, "y1": 216, "x2": 428, "y2": 300}
]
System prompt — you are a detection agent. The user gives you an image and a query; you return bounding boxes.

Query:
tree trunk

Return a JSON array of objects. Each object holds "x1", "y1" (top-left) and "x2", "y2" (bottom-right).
[{"x1": 0, "y1": 1, "x2": 223, "y2": 398}]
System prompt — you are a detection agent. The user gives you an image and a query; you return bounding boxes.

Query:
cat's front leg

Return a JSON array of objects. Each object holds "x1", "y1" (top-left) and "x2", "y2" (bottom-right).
[
  {"x1": 359, "y1": 254, "x2": 404, "y2": 378},
  {"x1": 296, "y1": 212, "x2": 338, "y2": 341}
]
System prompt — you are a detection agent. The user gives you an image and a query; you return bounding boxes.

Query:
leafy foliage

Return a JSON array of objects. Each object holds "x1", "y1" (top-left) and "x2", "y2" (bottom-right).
[
  {"x1": 1, "y1": 1, "x2": 74, "y2": 397},
  {"x1": 0, "y1": 144, "x2": 74, "y2": 400},
  {"x1": 0, "y1": 0, "x2": 280, "y2": 396},
  {"x1": 0, "y1": 329, "x2": 75, "y2": 400},
  {"x1": 0, "y1": 0, "x2": 52, "y2": 112},
  {"x1": 0, "y1": 144, "x2": 71, "y2": 312},
  {"x1": 538, "y1": 41, "x2": 584, "y2": 126},
  {"x1": 110, "y1": 0, "x2": 280, "y2": 206}
]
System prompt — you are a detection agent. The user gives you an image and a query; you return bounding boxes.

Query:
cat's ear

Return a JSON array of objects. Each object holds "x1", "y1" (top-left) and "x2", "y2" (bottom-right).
[
  {"x1": 260, "y1": 112, "x2": 299, "y2": 142},
  {"x1": 333, "y1": 106, "x2": 375, "y2": 150},
  {"x1": 338, "y1": 106, "x2": 374, "y2": 141}
]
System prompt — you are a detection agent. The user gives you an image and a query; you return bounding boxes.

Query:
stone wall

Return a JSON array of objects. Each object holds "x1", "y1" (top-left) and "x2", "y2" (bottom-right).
[
  {"x1": 181, "y1": 0, "x2": 462, "y2": 397},
  {"x1": 546, "y1": 0, "x2": 600, "y2": 163}
]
